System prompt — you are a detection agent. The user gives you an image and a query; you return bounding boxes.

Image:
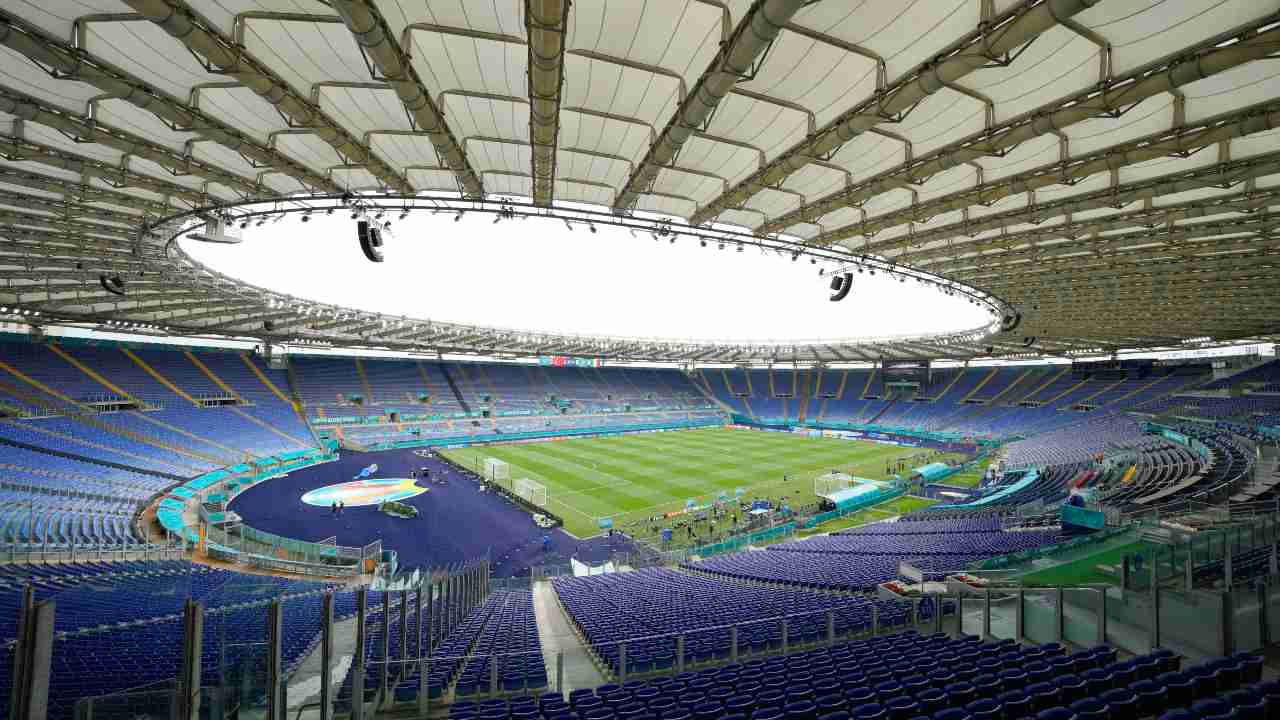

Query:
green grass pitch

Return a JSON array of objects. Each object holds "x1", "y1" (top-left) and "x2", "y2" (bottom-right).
[{"x1": 439, "y1": 426, "x2": 910, "y2": 538}]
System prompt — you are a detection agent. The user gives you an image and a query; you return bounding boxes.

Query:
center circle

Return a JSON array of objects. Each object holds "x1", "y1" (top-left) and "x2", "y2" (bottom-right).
[{"x1": 299, "y1": 478, "x2": 427, "y2": 507}]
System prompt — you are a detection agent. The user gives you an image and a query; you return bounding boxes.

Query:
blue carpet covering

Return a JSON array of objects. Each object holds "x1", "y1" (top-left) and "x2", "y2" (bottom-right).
[{"x1": 230, "y1": 448, "x2": 635, "y2": 576}]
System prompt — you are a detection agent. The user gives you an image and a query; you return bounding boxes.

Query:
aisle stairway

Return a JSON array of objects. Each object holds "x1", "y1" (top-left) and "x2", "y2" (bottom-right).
[
  {"x1": 440, "y1": 364, "x2": 472, "y2": 413},
  {"x1": 532, "y1": 580, "x2": 607, "y2": 692}
]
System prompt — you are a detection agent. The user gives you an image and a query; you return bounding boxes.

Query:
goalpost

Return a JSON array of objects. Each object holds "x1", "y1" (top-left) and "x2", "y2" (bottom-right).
[
  {"x1": 815, "y1": 471, "x2": 854, "y2": 497},
  {"x1": 483, "y1": 458, "x2": 510, "y2": 488},
  {"x1": 513, "y1": 477, "x2": 548, "y2": 507}
]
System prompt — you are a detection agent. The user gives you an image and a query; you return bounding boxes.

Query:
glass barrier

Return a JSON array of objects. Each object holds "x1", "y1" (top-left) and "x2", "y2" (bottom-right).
[
  {"x1": 24, "y1": 559, "x2": 1280, "y2": 719},
  {"x1": 1061, "y1": 588, "x2": 1098, "y2": 648},
  {"x1": 1021, "y1": 589, "x2": 1058, "y2": 645}
]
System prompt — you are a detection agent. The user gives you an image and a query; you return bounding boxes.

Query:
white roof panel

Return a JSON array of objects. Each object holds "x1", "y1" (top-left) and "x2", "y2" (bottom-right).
[{"x1": 1077, "y1": 0, "x2": 1280, "y2": 76}]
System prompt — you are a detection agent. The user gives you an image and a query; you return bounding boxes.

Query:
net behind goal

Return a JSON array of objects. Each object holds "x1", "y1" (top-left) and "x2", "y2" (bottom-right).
[{"x1": 513, "y1": 477, "x2": 547, "y2": 507}]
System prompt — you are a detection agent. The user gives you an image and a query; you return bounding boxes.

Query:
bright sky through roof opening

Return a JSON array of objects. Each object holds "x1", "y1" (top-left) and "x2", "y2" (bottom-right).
[{"x1": 182, "y1": 213, "x2": 989, "y2": 342}]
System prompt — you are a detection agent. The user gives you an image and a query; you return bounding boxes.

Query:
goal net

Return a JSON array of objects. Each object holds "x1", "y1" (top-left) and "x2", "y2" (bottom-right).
[
  {"x1": 483, "y1": 458, "x2": 510, "y2": 484},
  {"x1": 513, "y1": 477, "x2": 547, "y2": 507},
  {"x1": 815, "y1": 471, "x2": 854, "y2": 498}
]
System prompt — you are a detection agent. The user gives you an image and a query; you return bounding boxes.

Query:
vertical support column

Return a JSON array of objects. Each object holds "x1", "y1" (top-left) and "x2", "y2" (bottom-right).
[
  {"x1": 455, "y1": 568, "x2": 465, "y2": 625},
  {"x1": 676, "y1": 634, "x2": 685, "y2": 674},
  {"x1": 351, "y1": 589, "x2": 367, "y2": 720},
  {"x1": 398, "y1": 589, "x2": 409, "y2": 684},
  {"x1": 7, "y1": 586, "x2": 54, "y2": 720},
  {"x1": 618, "y1": 641, "x2": 628, "y2": 684},
  {"x1": 952, "y1": 597, "x2": 961, "y2": 638},
  {"x1": 177, "y1": 598, "x2": 203, "y2": 720},
  {"x1": 320, "y1": 594, "x2": 334, "y2": 720},
  {"x1": 555, "y1": 651, "x2": 564, "y2": 696},
  {"x1": 1015, "y1": 589, "x2": 1025, "y2": 642},
  {"x1": 826, "y1": 609, "x2": 835, "y2": 646},
  {"x1": 871, "y1": 605, "x2": 880, "y2": 637},
  {"x1": 1259, "y1": 583, "x2": 1271, "y2": 648},
  {"x1": 730, "y1": 625, "x2": 739, "y2": 663},
  {"x1": 1096, "y1": 587, "x2": 1108, "y2": 647},
  {"x1": 1270, "y1": 543, "x2": 1278, "y2": 577},
  {"x1": 443, "y1": 575, "x2": 453, "y2": 637},
  {"x1": 1054, "y1": 587, "x2": 1064, "y2": 641},
  {"x1": 982, "y1": 589, "x2": 992, "y2": 640},
  {"x1": 933, "y1": 594, "x2": 943, "y2": 635},
  {"x1": 1150, "y1": 584, "x2": 1161, "y2": 652},
  {"x1": 415, "y1": 584, "x2": 424, "y2": 665},
  {"x1": 490, "y1": 649, "x2": 499, "y2": 696},
  {"x1": 1221, "y1": 590, "x2": 1235, "y2": 656},
  {"x1": 417, "y1": 657, "x2": 430, "y2": 715},
  {"x1": 428, "y1": 581, "x2": 437, "y2": 653},
  {"x1": 780, "y1": 617, "x2": 789, "y2": 653},
  {"x1": 380, "y1": 592, "x2": 391, "y2": 703},
  {"x1": 266, "y1": 600, "x2": 284, "y2": 720},
  {"x1": 1186, "y1": 547, "x2": 1195, "y2": 591},
  {"x1": 1226, "y1": 544, "x2": 1234, "y2": 587}
]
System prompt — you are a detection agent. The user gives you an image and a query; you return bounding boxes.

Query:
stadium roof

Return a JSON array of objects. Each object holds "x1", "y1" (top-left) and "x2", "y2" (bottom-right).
[{"x1": 1, "y1": 0, "x2": 1278, "y2": 363}]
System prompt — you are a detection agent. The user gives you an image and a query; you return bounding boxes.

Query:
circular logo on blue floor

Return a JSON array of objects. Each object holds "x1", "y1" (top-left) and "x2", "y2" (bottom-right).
[{"x1": 300, "y1": 478, "x2": 426, "y2": 507}]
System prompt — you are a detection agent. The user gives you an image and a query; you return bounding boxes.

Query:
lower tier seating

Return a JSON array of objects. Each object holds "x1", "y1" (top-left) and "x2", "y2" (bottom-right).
[{"x1": 447, "y1": 634, "x2": 1266, "y2": 720}]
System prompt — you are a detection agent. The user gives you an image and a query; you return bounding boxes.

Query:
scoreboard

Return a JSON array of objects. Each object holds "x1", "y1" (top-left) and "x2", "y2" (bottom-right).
[{"x1": 882, "y1": 360, "x2": 929, "y2": 388}]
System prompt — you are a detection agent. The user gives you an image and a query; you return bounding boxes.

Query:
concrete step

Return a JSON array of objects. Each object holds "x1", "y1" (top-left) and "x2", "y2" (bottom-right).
[{"x1": 532, "y1": 579, "x2": 608, "y2": 693}]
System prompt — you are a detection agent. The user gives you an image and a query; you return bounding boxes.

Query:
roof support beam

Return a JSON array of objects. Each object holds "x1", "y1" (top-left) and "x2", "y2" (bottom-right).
[
  {"x1": 771, "y1": 20, "x2": 1280, "y2": 239},
  {"x1": 839, "y1": 101, "x2": 1280, "y2": 252},
  {"x1": 689, "y1": 0, "x2": 1100, "y2": 226},
  {"x1": 121, "y1": 0, "x2": 411, "y2": 193},
  {"x1": 884, "y1": 153, "x2": 1280, "y2": 262},
  {"x1": 201, "y1": 310, "x2": 293, "y2": 332},
  {"x1": 527, "y1": 0, "x2": 569, "y2": 206},
  {"x1": 0, "y1": 190, "x2": 143, "y2": 225},
  {"x1": 613, "y1": 0, "x2": 809, "y2": 211},
  {"x1": 0, "y1": 169, "x2": 167, "y2": 216},
  {"x1": 0, "y1": 9, "x2": 337, "y2": 193},
  {"x1": 0, "y1": 85, "x2": 262, "y2": 197},
  {"x1": 166, "y1": 305, "x2": 266, "y2": 326},
  {"x1": 0, "y1": 135, "x2": 210, "y2": 204},
  {"x1": 0, "y1": 209, "x2": 135, "y2": 239},
  {"x1": 329, "y1": 0, "x2": 484, "y2": 197},
  {"x1": 910, "y1": 190, "x2": 1280, "y2": 267}
]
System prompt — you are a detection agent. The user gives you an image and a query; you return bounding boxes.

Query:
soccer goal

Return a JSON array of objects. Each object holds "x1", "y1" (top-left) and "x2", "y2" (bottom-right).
[
  {"x1": 815, "y1": 471, "x2": 854, "y2": 497},
  {"x1": 483, "y1": 458, "x2": 510, "y2": 485},
  {"x1": 513, "y1": 477, "x2": 548, "y2": 507}
]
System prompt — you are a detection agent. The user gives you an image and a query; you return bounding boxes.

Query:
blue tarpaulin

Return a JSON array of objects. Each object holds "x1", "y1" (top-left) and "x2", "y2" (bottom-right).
[{"x1": 912, "y1": 462, "x2": 953, "y2": 482}]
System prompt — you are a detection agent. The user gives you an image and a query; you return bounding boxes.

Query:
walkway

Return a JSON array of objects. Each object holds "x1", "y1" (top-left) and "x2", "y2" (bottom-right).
[
  {"x1": 532, "y1": 579, "x2": 608, "y2": 693},
  {"x1": 286, "y1": 615, "x2": 359, "y2": 719}
]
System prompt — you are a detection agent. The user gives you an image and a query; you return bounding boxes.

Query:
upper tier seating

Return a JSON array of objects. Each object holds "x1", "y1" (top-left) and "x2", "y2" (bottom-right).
[{"x1": 1202, "y1": 359, "x2": 1280, "y2": 391}]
